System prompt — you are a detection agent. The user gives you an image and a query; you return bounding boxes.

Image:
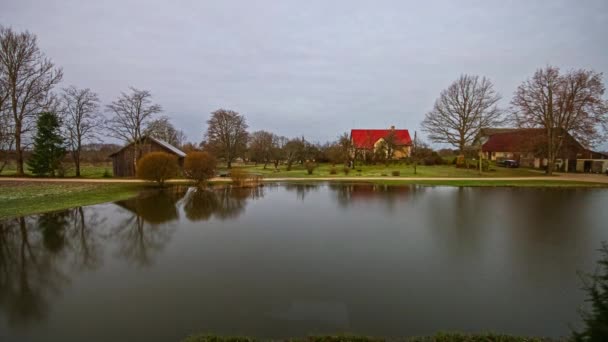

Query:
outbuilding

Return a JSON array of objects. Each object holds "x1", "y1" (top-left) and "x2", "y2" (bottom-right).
[{"x1": 109, "y1": 136, "x2": 186, "y2": 177}]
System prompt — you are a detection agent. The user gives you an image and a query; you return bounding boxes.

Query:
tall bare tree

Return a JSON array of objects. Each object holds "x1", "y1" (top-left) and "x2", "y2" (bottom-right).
[
  {"x1": 248, "y1": 130, "x2": 276, "y2": 168},
  {"x1": 421, "y1": 74, "x2": 502, "y2": 153},
  {"x1": 206, "y1": 109, "x2": 248, "y2": 168},
  {"x1": 145, "y1": 116, "x2": 186, "y2": 147},
  {"x1": 61, "y1": 86, "x2": 102, "y2": 177},
  {"x1": 0, "y1": 27, "x2": 63, "y2": 175},
  {"x1": 105, "y1": 87, "x2": 162, "y2": 170},
  {"x1": 511, "y1": 66, "x2": 608, "y2": 175}
]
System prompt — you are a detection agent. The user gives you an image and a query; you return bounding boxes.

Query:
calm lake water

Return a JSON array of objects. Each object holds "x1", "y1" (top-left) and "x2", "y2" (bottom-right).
[{"x1": 1, "y1": 183, "x2": 607, "y2": 341}]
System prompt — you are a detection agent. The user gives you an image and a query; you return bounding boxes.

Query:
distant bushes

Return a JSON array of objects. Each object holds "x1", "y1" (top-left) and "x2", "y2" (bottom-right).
[
  {"x1": 305, "y1": 161, "x2": 317, "y2": 175},
  {"x1": 183, "y1": 151, "x2": 217, "y2": 185},
  {"x1": 136, "y1": 152, "x2": 178, "y2": 185},
  {"x1": 391, "y1": 170, "x2": 400, "y2": 176},
  {"x1": 343, "y1": 166, "x2": 351, "y2": 175},
  {"x1": 329, "y1": 167, "x2": 337, "y2": 175}
]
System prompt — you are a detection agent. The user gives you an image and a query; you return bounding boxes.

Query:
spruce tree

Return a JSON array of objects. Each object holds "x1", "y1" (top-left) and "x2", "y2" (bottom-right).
[
  {"x1": 573, "y1": 242, "x2": 608, "y2": 342},
  {"x1": 28, "y1": 112, "x2": 66, "y2": 176}
]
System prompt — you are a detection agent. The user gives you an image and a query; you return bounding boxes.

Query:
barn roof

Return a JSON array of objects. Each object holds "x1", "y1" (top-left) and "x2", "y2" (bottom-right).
[
  {"x1": 108, "y1": 136, "x2": 186, "y2": 158},
  {"x1": 481, "y1": 129, "x2": 545, "y2": 152},
  {"x1": 351, "y1": 129, "x2": 412, "y2": 149}
]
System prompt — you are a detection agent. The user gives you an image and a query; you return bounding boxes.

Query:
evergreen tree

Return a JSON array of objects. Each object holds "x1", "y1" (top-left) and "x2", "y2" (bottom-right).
[
  {"x1": 28, "y1": 112, "x2": 66, "y2": 176},
  {"x1": 573, "y1": 242, "x2": 608, "y2": 342}
]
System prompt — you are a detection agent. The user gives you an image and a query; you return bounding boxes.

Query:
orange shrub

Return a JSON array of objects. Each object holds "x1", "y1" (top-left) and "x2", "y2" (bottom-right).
[
  {"x1": 230, "y1": 168, "x2": 248, "y2": 187},
  {"x1": 136, "y1": 152, "x2": 179, "y2": 185},
  {"x1": 183, "y1": 151, "x2": 217, "y2": 185}
]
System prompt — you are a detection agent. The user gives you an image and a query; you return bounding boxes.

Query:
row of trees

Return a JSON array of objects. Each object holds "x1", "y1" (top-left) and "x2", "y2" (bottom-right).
[
  {"x1": 204, "y1": 109, "x2": 355, "y2": 170},
  {"x1": 421, "y1": 69, "x2": 608, "y2": 175},
  {"x1": 0, "y1": 27, "x2": 188, "y2": 176}
]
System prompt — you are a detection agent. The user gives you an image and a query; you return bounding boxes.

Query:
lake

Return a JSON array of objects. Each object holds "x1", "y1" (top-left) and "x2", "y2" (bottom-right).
[{"x1": 1, "y1": 183, "x2": 607, "y2": 341}]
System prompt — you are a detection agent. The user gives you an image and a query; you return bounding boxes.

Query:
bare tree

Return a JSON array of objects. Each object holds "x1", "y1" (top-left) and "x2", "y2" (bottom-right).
[
  {"x1": 105, "y1": 87, "x2": 162, "y2": 171},
  {"x1": 206, "y1": 109, "x2": 248, "y2": 168},
  {"x1": 145, "y1": 116, "x2": 186, "y2": 147},
  {"x1": 421, "y1": 74, "x2": 502, "y2": 153},
  {"x1": 0, "y1": 27, "x2": 63, "y2": 175},
  {"x1": 0, "y1": 69, "x2": 12, "y2": 171},
  {"x1": 248, "y1": 130, "x2": 276, "y2": 168},
  {"x1": 511, "y1": 66, "x2": 608, "y2": 175},
  {"x1": 61, "y1": 86, "x2": 102, "y2": 177}
]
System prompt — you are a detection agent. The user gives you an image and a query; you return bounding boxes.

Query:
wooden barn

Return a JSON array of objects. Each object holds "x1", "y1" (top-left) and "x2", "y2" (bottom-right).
[{"x1": 109, "y1": 136, "x2": 186, "y2": 177}]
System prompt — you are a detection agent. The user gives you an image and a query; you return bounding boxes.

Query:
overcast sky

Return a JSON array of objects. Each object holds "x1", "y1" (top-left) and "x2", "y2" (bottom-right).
[{"x1": 1, "y1": 0, "x2": 607, "y2": 148}]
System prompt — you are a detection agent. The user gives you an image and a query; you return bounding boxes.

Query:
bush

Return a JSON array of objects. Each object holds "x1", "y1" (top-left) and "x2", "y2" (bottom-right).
[
  {"x1": 102, "y1": 169, "x2": 112, "y2": 178},
  {"x1": 329, "y1": 167, "x2": 337, "y2": 175},
  {"x1": 573, "y1": 242, "x2": 608, "y2": 342},
  {"x1": 305, "y1": 161, "x2": 316, "y2": 175},
  {"x1": 391, "y1": 170, "x2": 400, "y2": 176},
  {"x1": 230, "y1": 168, "x2": 249, "y2": 187},
  {"x1": 343, "y1": 167, "x2": 351, "y2": 175},
  {"x1": 455, "y1": 155, "x2": 466, "y2": 168},
  {"x1": 184, "y1": 151, "x2": 217, "y2": 185},
  {"x1": 136, "y1": 152, "x2": 179, "y2": 186}
]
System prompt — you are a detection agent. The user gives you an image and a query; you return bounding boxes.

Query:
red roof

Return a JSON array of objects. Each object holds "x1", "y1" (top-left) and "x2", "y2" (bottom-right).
[
  {"x1": 482, "y1": 129, "x2": 546, "y2": 152},
  {"x1": 351, "y1": 129, "x2": 412, "y2": 149}
]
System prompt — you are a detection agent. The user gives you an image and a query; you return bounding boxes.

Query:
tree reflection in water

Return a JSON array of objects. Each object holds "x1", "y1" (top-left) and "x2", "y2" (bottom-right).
[
  {"x1": 182, "y1": 186, "x2": 264, "y2": 221},
  {"x1": 111, "y1": 187, "x2": 186, "y2": 267},
  {"x1": 0, "y1": 207, "x2": 107, "y2": 328},
  {"x1": 329, "y1": 183, "x2": 422, "y2": 212},
  {"x1": 284, "y1": 183, "x2": 318, "y2": 201}
]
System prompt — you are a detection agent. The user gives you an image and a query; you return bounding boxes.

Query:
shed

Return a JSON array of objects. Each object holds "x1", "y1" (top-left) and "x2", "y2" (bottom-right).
[{"x1": 109, "y1": 136, "x2": 186, "y2": 177}]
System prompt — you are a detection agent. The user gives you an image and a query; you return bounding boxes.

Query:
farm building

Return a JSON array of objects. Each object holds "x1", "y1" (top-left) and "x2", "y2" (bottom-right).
[
  {"x1": 351, "y1": 127, "x2": 412, "y2": 160},
  {"x1": 109, "y1": 136, "x2": 186, "y2": 177},
  {"x1": 480, "y1": 128, "x2": 608, "y2": 173}
]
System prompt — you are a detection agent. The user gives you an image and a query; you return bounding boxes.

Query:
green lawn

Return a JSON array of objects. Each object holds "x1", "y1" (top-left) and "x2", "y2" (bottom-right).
[
  {"x1": 0, "y1": 181, "x2": 145, "y2": 219},
  {"x1": 0, "y1": 161, "x2": 113, "y2": 178},
  {"x1": 226, "y1": 162, "x2": 541, "y2": 178}
]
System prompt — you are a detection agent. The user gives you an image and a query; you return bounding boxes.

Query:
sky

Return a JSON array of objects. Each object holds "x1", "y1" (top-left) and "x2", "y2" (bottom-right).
[{"x1": 1, "y1": 0, "x2": 607, "y2": 148}]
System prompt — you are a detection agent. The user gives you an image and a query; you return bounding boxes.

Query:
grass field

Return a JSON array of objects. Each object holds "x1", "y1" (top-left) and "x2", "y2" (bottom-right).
[
  {"x1": 0, "y1": 181, "x2": 145, "y2": 219},
  {"x1": 0, "y1": 161, "x2": 113, "y2": 178},
  {"x1": 226, "y1": 162, "x2": 542, "y2": 178}
]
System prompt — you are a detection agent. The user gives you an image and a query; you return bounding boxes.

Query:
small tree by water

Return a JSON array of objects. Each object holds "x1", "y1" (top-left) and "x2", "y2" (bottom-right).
[
  {"x1": 28, "y1": 112, "x2": 66, "y2": 176},
  {"x1": 573, "y1": 241, "x2": 608, "y2": 342},
  {"x1": 136, "y1": 152, "x2": 178, "y2": 186},
  {"x1": 183, "y1": 151, "x2": 217, "y2": 186}
]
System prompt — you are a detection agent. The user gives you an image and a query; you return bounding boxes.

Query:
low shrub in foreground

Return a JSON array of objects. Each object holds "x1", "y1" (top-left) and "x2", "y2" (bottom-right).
[
  {"x1": 136, "y1": 152, "x2": 178, "y2": 186},
  {"x1": 182, "y1": 333, "x2": 558, "y2": 342}
]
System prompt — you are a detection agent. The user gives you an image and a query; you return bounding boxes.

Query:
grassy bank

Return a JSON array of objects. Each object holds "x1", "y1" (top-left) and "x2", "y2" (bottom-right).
[
  {"x1": 182, "y1": 333, "x2": 560, "y2": 342},
  {"x1": 0, "y1": 181, "x2": 146, "y2": 219},
  {"x1": 0, "y1": 161, "x2": 113, "y2": 178},
  {"x1": 358, "y1": 179, "x2": 608, "y2": 187},
  {"x1": 227, "y1": 163, "x2": 540, "y2": 178}
]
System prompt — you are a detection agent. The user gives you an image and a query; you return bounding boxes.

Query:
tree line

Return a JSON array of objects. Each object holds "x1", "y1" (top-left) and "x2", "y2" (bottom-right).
[
  {"x1": 0, "y1": 27, "x2": 187, "y2": 176},
  {"x1": 2, "y1": 25, "x2": 607, "y2": 177},
  {"x1": 421, "y1": 71, "x2": 608, "y2": 175}
]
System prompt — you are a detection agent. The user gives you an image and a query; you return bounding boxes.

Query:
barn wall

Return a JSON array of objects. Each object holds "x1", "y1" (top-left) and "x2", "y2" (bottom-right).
[{"x1": 111, "y1": 139, "x2": 184, "y2": 177}]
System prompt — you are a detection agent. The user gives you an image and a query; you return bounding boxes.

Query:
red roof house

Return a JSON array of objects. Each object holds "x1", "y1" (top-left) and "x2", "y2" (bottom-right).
[{"x1": 350, "y1": 127, "x2": 412, "y2": 159}]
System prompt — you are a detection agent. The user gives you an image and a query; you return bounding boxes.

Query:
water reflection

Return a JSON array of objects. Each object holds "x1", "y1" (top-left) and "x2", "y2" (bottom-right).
[
  {"x1": 329, "y1": 183, "x2": 423, "y2": 212},
  {"x1": 0, "y1": 217, "x2": 68, "y2": 327},
  {"x1": 182, "y1": 186, "x2": 264, "y2": 221},
  {"x1": 0, "y1": 184, "x2": 607, "y2": 341}
]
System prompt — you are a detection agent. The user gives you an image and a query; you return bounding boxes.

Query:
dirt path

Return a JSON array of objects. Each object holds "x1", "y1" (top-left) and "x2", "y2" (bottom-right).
[{"x1": 1, "y1": 173, "x2": 607, "y2": 184}]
